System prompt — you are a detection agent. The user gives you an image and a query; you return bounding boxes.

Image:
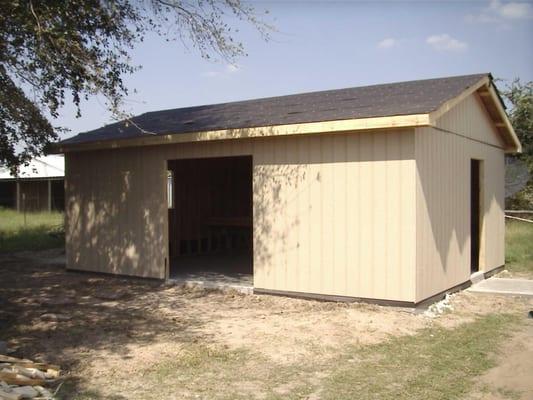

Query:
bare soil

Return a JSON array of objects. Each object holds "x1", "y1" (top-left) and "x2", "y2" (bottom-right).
[
  {"x1": 467, "y1": 321, "x2": 533, "y2": 400},
  {"x1": 0, "y1": 248, "x2": 531, "y2": 399}
]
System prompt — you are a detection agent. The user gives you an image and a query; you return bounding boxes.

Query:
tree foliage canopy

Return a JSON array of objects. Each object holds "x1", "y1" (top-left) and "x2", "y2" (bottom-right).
[
  {"x1": 0, "y1": 0, "x2": 270, "y2": 172},
  {"x1": 502, "y1": 79, "x2": 533, "y2": 162},
  {"x1": 501, "y1": 79, "x2": 533, "y2": 208}
]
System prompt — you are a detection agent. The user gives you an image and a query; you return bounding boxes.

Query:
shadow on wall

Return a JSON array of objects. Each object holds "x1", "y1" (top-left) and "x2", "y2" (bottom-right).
[
  {"x1": 253, "y1": 162, "x2": 306, "y2": 284},
  {"x1": 66, "y1": 147, "x2": 167, "y2": 278},
  {"x1": 252, "y1": 131, "x2": 413, "y2": 293},
  {"x1": 416, "y1": 132, "x2": 504, "y2": 295},
  {"x1": 66, "y1": 129, "x2": 414, "y2": 285}
]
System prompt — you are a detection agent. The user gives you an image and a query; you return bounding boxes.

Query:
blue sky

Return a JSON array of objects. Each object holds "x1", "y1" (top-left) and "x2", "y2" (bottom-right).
[{"x1": 57, "y1": 0, "x2": 533, "y2": 138}]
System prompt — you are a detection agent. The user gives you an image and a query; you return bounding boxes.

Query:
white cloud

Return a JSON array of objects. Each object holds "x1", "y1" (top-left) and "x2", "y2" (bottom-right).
[
  {"x1": 497, "y1": 1, "x2": 533, "y2": 18},
  {"x1": 226, "y1": 64, "x2": 240, "y2": 73},
  {"x1": 202, "y1": 64, "x2": 241, "y2": 78},
  {"x1": 202, "y1": 71, "x2": 220, "y2": 78},
  {"x1": 377, "y1": 38, "x2": 397, "y2": 49},
  {"x1": 466, "y1": 0, "x2": 533, "y2": 23},
  {"x1": 464, "y1": 13, "x2": 499, "y2": 23},
  {"x1": 426, "y1": 34, "x2": 468, "y2": 52}
]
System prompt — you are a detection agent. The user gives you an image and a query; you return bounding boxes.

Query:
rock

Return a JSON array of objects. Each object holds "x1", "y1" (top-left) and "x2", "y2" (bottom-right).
[
  {"x1": 41, "y1": 297, "x2": 76, "y2": 307},
  {"x1": 12, "y1": 385, "x2": 39, "y2": 398},
  {"x1": 13, "y1": 366, "x2": 46, "y2": 380},
  {"x1": 95, "y1": 290, "x2": 129, "y2": 300},
  {"x1": 0, "y1": 387, "x2": 20, "y2": 400},
  {"x1": 0, "y1": 296, "x2": 10, "y2": 308},
  {"x1": 0, "y1": 311, "x2": 14, "y2": 332},
  {"x1": 0, "y1": 341, "x2": 7, "y2": 355},
  {"x1": 44, "y1": 368, "x2": 60, "y2": 379},
  {"x1": 34, "y1": 386, "x2": 53, "y2": 399},
  {"x1": 40, "y1": 313, "x2": 71, "y2": 322}
]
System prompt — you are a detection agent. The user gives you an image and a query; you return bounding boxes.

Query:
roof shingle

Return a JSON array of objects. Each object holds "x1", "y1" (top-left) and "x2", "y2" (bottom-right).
[{"x1": 60, "y1": 73, "x2": 489, "y2": 146}]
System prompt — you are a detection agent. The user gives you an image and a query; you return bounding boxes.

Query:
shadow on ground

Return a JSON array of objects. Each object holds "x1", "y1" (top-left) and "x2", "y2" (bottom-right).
[{"x1": 0, "y1": 249, "x2": 210, "y2": 398}]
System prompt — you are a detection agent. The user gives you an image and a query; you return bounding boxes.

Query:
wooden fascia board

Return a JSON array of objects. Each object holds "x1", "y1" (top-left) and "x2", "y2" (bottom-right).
[
  {"x1": 51, "y1": 113, "x2": 431, "y2": 153},
  {"x1": 428, "y1": 76, "x2": 522, "y2": 154},
  {"x1": 428, "y1": 76, "x2": 490, "y2": 124},
  {"x1": 485, "y1": 83, "x2": 522, "y2": 153}
]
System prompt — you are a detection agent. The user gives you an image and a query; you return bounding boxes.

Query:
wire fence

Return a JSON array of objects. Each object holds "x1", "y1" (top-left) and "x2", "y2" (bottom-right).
[{"x1": 505, "y1": 210, "x2": 533, "y2": 223}]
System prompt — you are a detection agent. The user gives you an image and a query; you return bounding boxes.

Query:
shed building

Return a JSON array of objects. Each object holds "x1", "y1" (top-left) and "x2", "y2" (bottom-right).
[
  {"x1": 53, "y1": 73, "x2": 521, "y2": 306},
  {"x1": 0, "y1": 155, "x2": 65, "y2": 212}
]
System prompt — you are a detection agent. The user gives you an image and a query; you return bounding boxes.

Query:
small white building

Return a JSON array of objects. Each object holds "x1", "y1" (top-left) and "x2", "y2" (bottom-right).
[{"x1": 0, "y1": 155, "x2": 65, "y2": 211}]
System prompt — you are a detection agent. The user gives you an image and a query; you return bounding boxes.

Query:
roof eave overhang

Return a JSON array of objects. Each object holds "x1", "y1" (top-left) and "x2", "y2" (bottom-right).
[
  {"x1": 51, "y1": 75, "x2": 522, "y2": 155},
  {"x1": 50, "y1": 113, "x2": 431, "y2": 154},
  {"x1": 478, "y1": 82, "x2": 522, "y2": 154},
  {"x1": 428, "y1": 75, "x2": 522, "y2": 154}
]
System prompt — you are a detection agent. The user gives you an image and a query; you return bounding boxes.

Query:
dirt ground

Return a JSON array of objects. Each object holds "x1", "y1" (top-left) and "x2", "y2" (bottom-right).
[
  {"x1": 0, "y1": 248, "x2": 532, "y2": 399},
  {"x1": 470, "y1": 323, "x2": 533, "y2": 400}
]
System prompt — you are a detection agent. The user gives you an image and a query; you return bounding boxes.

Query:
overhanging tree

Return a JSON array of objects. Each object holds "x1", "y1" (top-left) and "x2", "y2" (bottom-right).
[
  {"x1": 0, "y1": 0, "x2": 270, "y2": 172},
  {"x1": 502, "y1": 79, "x2": 533, "y2": 163},
  {"x1": 501, "y1": 79, "x2": 533, "y2": 208}
]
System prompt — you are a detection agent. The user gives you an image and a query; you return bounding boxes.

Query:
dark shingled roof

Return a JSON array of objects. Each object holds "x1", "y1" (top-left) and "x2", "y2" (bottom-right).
[{"x1": 60, "y1": 73, "x2": 489, "y2": 146}]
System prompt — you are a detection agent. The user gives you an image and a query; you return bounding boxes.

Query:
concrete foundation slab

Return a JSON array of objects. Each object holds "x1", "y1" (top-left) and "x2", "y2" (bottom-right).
[
  {"x1": 469, "y1": 278, "x2": 533, "y2": 297},
  {"x1": 168, "y1": 253, "x2": 253, "y2": 294},
  {"x1": 168, "y1": 271, "x2": 253, "y2": 294}
]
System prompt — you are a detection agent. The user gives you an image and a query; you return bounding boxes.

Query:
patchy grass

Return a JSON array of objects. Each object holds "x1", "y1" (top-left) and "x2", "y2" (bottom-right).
[
  {"x1": 2, "y1": 247, "x2": 529, "y2": 400},
  {"x1": 0, "y1": 216, "x2": 529, "y2": 399},
  {"x1": 505, "y1": 220, "x2": 533, "y2": 277},
  {"x1": 320, "y1": 314, "x2": 519, "y2": 400},
  {"x1": 0, "y1": 208, "x2": 64, "y2": 252},
  {"x1": 64, "y1": 344, "x2": 315, "y2": 400},
  {"x1": 61, "y1": 314, "x2": 520, "y2": 400},
  {"x1": 159, "y1": 314, "x2": 514, "y2": 399}
]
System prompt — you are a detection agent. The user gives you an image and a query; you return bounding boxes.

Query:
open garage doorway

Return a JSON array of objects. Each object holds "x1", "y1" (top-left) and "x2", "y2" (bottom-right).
[{"x1": 167, "y1": 156, "x2": 253, "y2": 288}]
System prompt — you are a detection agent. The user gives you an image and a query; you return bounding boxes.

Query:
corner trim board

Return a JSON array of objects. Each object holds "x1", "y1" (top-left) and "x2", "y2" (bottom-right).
[{"x1": 483, "y1": 264, "x2": 505, "y2": 279}]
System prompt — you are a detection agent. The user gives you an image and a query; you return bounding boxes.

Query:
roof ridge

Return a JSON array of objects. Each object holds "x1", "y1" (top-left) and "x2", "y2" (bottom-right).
[
  {"x1": 58, "y1": 73, "x2": 493, "y2": 147},
  {"x1": 140, "y1": 73, "x2": 490, "y2": 117}
]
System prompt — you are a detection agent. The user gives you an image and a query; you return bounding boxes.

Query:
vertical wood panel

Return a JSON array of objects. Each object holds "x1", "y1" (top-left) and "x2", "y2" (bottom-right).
[
  {"x1": 437, "y1": 94, "x2": 505, "y2": 148},
  {"x1": 307, "y1": 140, "x2": 322, "y2": 293},
  {"x1": 333, "y1": 134, "x2": 347, "y2": 295},
  {"x1": 345, "y1": 133, "x2": 359, "y2": 295},
  {"x1": 416, "y1": 93, "x2": 506, "y2": 301},
  {"x1": 320, "y1": 135, "x2": 334, "y2": 294},
  {"x1": 358, "y1": 133, "x2": 373, "y2": 298},
  {"x1": 297, "y1": 136, "x2": 310, "y2": 292},
  {"x1": 400, "y1": 132, "x2": 416, "y2": 300},
  {"x1": 66, "y1": 129, "x2": 417, "y2": 301},
  {"x1": 372, "y1": 133, "x2": 387, "y2": 297}
]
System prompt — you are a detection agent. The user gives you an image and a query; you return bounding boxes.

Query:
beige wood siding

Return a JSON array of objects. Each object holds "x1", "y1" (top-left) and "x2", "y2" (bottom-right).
[
  {"x1": 66, "y1": 130, "x2": 417, "y2": 301},
  {"x1": 252, "y1": 131, "x2": 416, "y2": 301},
  {"x1": 65, "y1": 148, "x2": 168, "y2": 278},
  {"x1": 436, "y1": 93, "x2": 506, "y2": 148},
  {"x1": 415, "y1": 94, "x2": 506, "y2": 302}
]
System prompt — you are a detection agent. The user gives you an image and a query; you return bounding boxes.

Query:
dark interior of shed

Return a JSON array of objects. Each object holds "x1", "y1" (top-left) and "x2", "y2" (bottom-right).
[{"x1": 167, "y1": 156, "x2": 253, "y2": 279}]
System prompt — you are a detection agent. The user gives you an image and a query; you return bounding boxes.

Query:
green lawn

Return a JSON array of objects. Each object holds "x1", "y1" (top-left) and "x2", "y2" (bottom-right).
[
  {"x1": 505, "y1": 220, "x2": 533, "y2": 277},
  {"x1": 0, "y1": 208, "x2": 64, "y2": 252}
]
